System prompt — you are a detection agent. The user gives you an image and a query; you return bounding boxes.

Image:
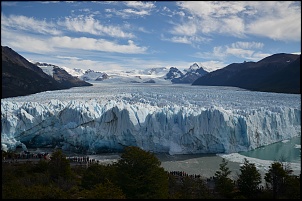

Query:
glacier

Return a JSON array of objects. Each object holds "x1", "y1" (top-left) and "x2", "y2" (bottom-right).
[{"x1": 1, "y1": 83, "x2": 301, "y2": 155}]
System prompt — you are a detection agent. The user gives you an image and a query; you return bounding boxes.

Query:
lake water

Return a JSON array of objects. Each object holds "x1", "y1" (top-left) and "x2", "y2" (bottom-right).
[
  {"x1": 158, "y1": 136, "x2": 301, "y2": 182},
  {"x1": 239, "y1": 136, "x2": 301, "y2": 163}
]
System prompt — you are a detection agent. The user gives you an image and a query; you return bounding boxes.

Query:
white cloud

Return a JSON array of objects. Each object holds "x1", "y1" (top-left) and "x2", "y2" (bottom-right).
[
  {"x1": 175, "y1": 1, "x2": 248, "y2": 37},
  {"x1": 79, "y1": 8, "x2": 90, "y2": 12},
  {"x1": 56, "y1": 55, "x2": 81, "y2": 60},
  {"x1": 176, "y1": 1, "x2": 301, "y2": 41},
  {"x1": 194, "y1": 41, "x2": 269, "y2": 62},
  {"x1": 105, "y1": 1, "x2": 156, "y2": 18},
  {"x1": 161, "y1": 35, "x2": 211, "y2": 46},
  {"x1": 249, "y1": 52, "x2": 272, "y2": 61},
  {"x1": 170, "y1": 21, "x2": 197, "y2": 36},
  {"x1": 122, "y1": 8, "x2": 149, "y2": 16},
  {"x1": 166, "y1": 36, "x2": 191, "y2": 44},
  {"x1": 6, "y1": 37, "x2": 55, "y2": 53},
  {"x1": 124, "y1": 1, "x2": 155, "y2": 10},
  {"x1": 194, "y1": 46, "x2": 226, "y2": 61},
  {"x1": 231, "y1": 41, "x2": 264, "y2": 49},
  {"x1": 2, "y1": 13, "x2": 135, "y2": 39},
  {"x1": 225, "y1": 47, "x2": 254, "y2": 59},
  {"x1": 1, "y1": 27, "x2": 147, "y2": 55},
  {"x1": 160, "y1": 5, "x2": 186, "y2": 18},
  {"x1": 60, "y1": 16, "x2": 135, "y2": 38},
  {"x1": 219, "y1": 16, "x2": 245, "y2": 37},
  {"x1": 62, "y1": 57, "x2": 103, "y2": 70},
  {"x1": 1, "y1": 29, "x2": 56, "y2": 53},
  {"x1": 246, "y1": 13, "x2": 301, "y2": 41},
  {"x1": 1, "y1": 14, "x2": 61, "y2": 35},
  {"x1": 50, "y1": 36, "x2": 147, "y2": 54},
  {"x1": 177, "y1": 1, "x2": 247, "y2": 18},
  {"x1": 137, "y1": 26, "x2": 151, "y2": 33},
  {"x1": 198, "y1": 60, "x2": 228, "y2": 72},
  {"x1": 39, "y1": 1, "x2": 61, "y2": 4}
]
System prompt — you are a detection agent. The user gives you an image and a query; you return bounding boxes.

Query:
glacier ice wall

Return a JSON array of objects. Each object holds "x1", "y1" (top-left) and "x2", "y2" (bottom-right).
[{"x1": 1, "y1": 84, "x2": 301, "y2": 154}]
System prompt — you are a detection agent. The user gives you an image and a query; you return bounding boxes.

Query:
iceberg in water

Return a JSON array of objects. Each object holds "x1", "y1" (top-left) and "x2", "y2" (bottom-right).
[{"x1": 1, "y1": 83, "x2": 301, "y2": 155}]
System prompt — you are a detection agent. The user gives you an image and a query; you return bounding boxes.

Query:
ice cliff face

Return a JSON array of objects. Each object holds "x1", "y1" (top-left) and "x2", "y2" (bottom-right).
[{"x1": 1, "y1": 84, "x2": 301, "y2": 155}]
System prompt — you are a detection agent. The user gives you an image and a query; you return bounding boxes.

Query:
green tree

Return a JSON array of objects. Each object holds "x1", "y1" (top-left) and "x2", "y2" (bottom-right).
[
  {"x1": 168, "y1": 174, "x2": 182, "y2": 199},
  {"x1": 236, "y1": 158, "x2": 262, "y2": 198},
  {"x1": 32, "y1": 159, "x2": 49, "y2": 173},
  {"x1": 283, "y1": 174, "x2": 300, "y2": 199},
  {"x1": 264, "y1": 161, "x2": 289, "y2": 199},
  {"x1": 214, "y1": 158, "x2": 236, "y2": 198},
  {"x1": 264, "y1": 161, "x2": 300, "y2": 199},
  {"x1": 20, "y1": 184, "x2": 68, "y2": 199},
  {"x1": 80, "y1": 180, "x2": 125, "y2": 199},
  {"x1": 81, "y1": 163, "x2": 117, "y2": 189},
  {"x1": 48, "y1": 149, "x2": 72, "y2": 181},
  {"x1": 115, "y1": 146, "x2": 169, "y2": 199},
  {"x1": 180, "y1": 176, "x2": 212, "y2": 199}
]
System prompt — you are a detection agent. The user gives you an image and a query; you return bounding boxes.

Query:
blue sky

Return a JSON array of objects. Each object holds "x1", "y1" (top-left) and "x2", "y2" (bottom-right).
[{"x1": 1, "y1": 1, "x2": 301, "y2": 72}]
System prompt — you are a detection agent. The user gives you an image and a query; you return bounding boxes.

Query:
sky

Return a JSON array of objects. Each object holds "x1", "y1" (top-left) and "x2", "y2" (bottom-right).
[{"x1": 1, "y1": 1, "x2": 301, "y2": 72}]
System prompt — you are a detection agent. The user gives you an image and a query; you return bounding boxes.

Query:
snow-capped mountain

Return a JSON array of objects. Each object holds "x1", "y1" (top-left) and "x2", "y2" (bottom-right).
[
  {"x1": 79, "y1": 69, "x2": 109, "y2": 82},
  {"x1": 165, "y1": 67, "x2": 184, "y2": 80},
  {"x1": 102, "y1": 68, "x2": 172, "y2": 84},
  {"x1": 33, "y1": 62, "x2": 109, "y2": 82},
  {"x1": 172, "y1": 63, "x2": 209, "y2": 83},
  {"x1": 60, "y1": 66, "x2": 172, "y2": 84},
  {"x1": 1, "y1": 83, "x2": 300, "y2": 155},
  {"x1": 184, "y1": 63, "x2": 201, "y2": 73},
  {"x1": 126, "y1": 67, "x2": 169, "y2": 77}
]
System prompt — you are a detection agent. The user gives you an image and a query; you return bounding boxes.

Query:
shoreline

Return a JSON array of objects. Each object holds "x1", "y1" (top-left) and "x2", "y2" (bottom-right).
[
  {"x1": 159, "y1": 153, "x2": 301, "y2": 185},
  {"x1": 6, "y1": 146, "x2": 301, "y2": 181}
]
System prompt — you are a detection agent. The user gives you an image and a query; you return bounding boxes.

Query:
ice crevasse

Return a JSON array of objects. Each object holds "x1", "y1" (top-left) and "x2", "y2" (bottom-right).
[{"x1": 1, "y1": 99, "x2": 301, "y2": 155}]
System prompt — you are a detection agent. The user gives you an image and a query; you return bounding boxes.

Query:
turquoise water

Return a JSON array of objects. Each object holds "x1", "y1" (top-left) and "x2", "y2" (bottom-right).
[{"x1": 239, "y1": 136, "x2": 301, "y2": 163}]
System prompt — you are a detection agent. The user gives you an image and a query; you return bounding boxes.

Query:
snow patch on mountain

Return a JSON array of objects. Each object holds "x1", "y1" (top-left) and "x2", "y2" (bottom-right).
[
  {"x1": 34, "y1": 62, "x2": 59, "y2": 77},
  {"x1": 61, "y1": 67, "x2": 86, "y2": 77}
]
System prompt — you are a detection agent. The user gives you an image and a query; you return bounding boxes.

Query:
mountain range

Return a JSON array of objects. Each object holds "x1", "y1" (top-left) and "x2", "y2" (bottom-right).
[
  {"x1": 43, "y1": 63, "x2": 208, "y2": 85},
  {"x1": 2, "y1": 45, "x2": 300, "y2": 99}
]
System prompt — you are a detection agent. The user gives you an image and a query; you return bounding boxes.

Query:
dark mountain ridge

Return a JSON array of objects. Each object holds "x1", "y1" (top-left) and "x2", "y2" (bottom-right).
[
  {"x1": 192, "y1": 53, "x2": 300, "y2": 94},
  {"x1": 2, "y1": 46, "x2": 92, "y2": 99}
]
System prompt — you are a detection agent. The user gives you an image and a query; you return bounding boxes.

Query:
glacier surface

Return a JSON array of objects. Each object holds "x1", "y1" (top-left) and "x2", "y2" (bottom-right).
[{"x1": 1, "y1": 83, "x2": 301, "y2": 155}]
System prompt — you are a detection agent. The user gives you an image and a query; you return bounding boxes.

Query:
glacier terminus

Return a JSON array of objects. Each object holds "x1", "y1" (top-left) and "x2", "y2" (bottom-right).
[{"x1": 1, "y1": 83, "x2": 301, "y2": 155}]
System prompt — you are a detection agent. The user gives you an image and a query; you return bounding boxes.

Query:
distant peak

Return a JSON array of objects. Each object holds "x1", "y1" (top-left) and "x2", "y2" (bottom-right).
[
  {"x1": 190, "y1": 63, "x2": 200, "y2": 69},
  {"x1": 184, "y1": 63, "x2": 203, "y2": 73}
]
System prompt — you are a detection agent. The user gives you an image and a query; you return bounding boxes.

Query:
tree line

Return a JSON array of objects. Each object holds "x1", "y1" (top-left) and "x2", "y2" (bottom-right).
[{"x1": 2, "y1": 146, "x2": 300, "y2": 199}]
